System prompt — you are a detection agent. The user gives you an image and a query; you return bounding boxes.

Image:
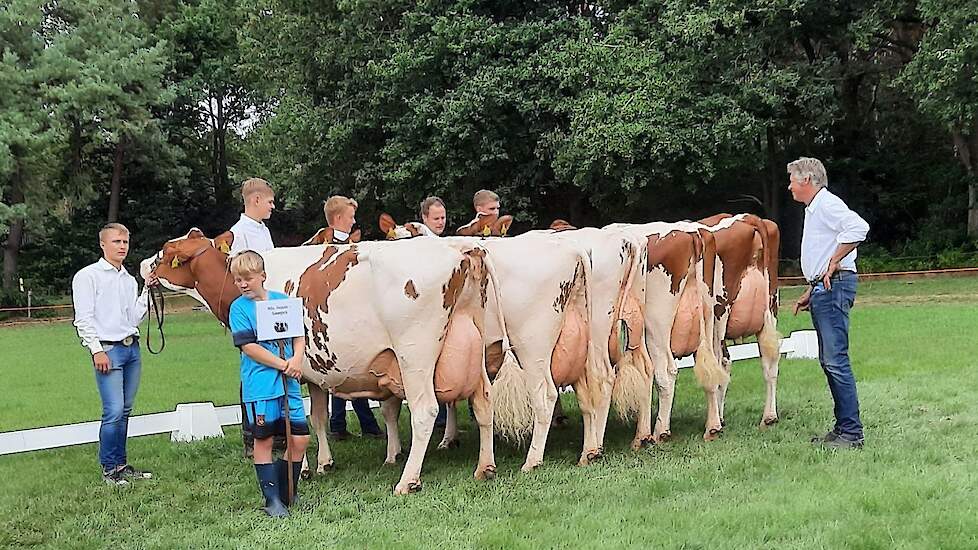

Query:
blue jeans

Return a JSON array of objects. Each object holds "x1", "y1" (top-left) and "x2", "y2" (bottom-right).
[
  {"x1": 94, "y1": 342, "x2": 142, "y2": 471},
  {"x1": 329, "y1": 395, "x2": 381, "y2": 434},
  {"x1": 810, "y1": 271, "x2": 863, "y2": 440}
]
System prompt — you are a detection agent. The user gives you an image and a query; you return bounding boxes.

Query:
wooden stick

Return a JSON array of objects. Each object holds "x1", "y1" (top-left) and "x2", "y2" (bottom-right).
[{"x1": 277, "y1": 341, "x2": 294, "y2": 505}]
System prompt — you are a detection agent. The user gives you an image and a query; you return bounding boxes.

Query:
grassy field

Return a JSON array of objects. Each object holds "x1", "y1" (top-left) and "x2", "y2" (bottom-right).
[{"x1": 2, "y1": 278, "x2": 977, "y2": 548}]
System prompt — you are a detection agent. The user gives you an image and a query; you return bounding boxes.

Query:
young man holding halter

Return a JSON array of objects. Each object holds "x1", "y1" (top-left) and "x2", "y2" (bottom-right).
[
  {"x1": 229, "y1": 251, "x2": 310, "y2": 517},
  {"x1": 72, "y1": 223, "x2": 158, "y2": 485}
]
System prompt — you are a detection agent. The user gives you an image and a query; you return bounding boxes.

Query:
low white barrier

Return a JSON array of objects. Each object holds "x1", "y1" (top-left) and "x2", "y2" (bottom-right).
[{"x1": 0, "y1": 331, "x2": 818, "y2": 456}]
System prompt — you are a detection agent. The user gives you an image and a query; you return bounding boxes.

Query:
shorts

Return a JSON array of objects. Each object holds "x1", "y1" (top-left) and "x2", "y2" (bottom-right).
[{"x1": 243, "y1": 393, "x2": 309, "y2": 439}]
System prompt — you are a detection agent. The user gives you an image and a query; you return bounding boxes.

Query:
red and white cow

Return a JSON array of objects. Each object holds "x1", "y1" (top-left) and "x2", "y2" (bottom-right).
[
  {"x1": 604, "y1": 222, "x2": 729, "y2": 445},
  {"x1": 695, "y1": 213, "x2": 781, "y2": 427},
  {"x1": 380, "y1": 214, "x2": 611, "y2": 469},
  {"x1": 141, "y1": 229, "x2": 506, "y2": 494}
]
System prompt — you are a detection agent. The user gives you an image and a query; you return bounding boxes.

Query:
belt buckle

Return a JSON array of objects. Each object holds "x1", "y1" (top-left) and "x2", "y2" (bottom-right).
[{"x1": 122, "y1": 335, "x2": 134, "y2": 346}]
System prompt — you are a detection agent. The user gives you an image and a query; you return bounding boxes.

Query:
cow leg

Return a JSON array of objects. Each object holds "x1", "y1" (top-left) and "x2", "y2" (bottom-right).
[
  {"x1": 758, "y1": 310, "x2": 780, "y2": 428},
  {"x1": 393, "y1": 351, "x2": 440, "y2": 495},
  {"x1": 575, "y1": 379, "x2": 603, "y2": 466},
  {"x1": 381, "y1": 398, "x2": 403, "y2": 464},
  {"x1": 469, "y1": 373, "x2": 496, "y2": 480},
  {"x1": 702, "y1": 385, "x2": 723, "y2": 441},
  {"x1": 522, "y1": 376, "x2": 559, "y2": 473},
  {"x1": 437, "y1": 403, "x2": 460, "y2": 450},
  {"x1": 307, "y1": 384, "x2": 334, "y2": 475},
  {"x1": 652, "y1": 352, "x2": 679, "y2": 444}
]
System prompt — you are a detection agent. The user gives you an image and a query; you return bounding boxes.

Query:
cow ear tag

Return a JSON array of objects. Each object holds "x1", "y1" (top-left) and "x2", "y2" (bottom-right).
[
  {"x1": 171, "y1": 258, "x2": 181, "y2": 269},
  {"x1": 501, "y1": 224, "x2": 509, "y2": 237},
  {"x1": 482, "y1": 225, "x2": 491, "y2": 237},
  {"x1": 219, "y1": 241, "x2": 230, "y2": 254},
  {"x1": 387, "y1": 228, "x2": 397, "y2": 239}
]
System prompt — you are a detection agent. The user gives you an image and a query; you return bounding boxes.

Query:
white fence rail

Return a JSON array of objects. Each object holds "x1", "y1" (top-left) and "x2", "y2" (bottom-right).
[{"x1": 0, "y1": 331, "x2": 819, "y2": 456}]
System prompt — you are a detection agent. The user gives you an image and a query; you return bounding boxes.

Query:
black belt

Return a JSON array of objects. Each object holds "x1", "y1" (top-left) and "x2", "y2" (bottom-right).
[
  {"x1": 100, "y1": 335, "x2": 138, "y2": 347},
  {"x1": 809, "y1": 270, "x2": 855, "y2": 286}
]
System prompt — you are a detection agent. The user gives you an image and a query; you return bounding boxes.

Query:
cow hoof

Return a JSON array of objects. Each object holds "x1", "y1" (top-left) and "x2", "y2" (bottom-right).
[
  {"x1": 316, "y1": 462, "x2": 334, "y2": 475},
  {"x1": 300, "y1": 468, "x2": 311, "y2": 480},
  {"x1": 760, "y1": 416, "x2": 779, "y2": 429},
  {"x1": 384, "y1": 458, "x2": 397, "y2": 466},
  {"x1": 655, "y1": 431, "x2": 672, "y2": 443},
  {"x1": 704, "y1": 428, "x2": 722, "y2": 442},
  {"x1": 587, "y1": 449, "x2": 604, "y2": 461},
  {"x1": 720, "y1": 418, "x2": 727, "y2": 428},
  {"x1": 394, "y1": 480, "x2": 423, "y2": 495},
  {"x1": 437, "y1": 439, "x2": 459, "y2": 450},
  {"x1": 520, "y1": 462, "x2": 542, "y2": 473},
  {"x1": 475, "y1": 465, "x2": 496, "y2": 481}
]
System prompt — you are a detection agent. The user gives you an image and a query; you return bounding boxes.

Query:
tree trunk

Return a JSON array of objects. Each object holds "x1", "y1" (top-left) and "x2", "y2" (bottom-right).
[
  {"x1": 952, "y1": 128, "x2": 978, "y2": 238},
  {"x1": 763, "y1": 126, "x2": 783, "y2": 222},
  {"x1": 211, "y1": 92, "x2": 233, "y2": 209},
  {"x1": 2, "y1": 177, "x2": 26, "y2": 291},
  {"x1": 107, "y1": 140, "x2": 126, "y2": 223}
]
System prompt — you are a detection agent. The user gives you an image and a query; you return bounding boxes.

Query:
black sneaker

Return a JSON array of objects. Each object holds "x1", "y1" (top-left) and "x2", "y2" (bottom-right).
[
  {"x1": 328, "y1": 430, "x2": 352, "y2": 441},
  {"x1": 821, "y1": 435, "x2": 864, "y2": 450},
  {"x1": 118, "y1": 464, "x2": 153, "y2": 480},
  {"x1": 363, "y1": 430, "x2": 386, "y2": 440},
  {"x1": 811, "y1": 429, "x2": 842, "y2": 444},
  {"x1": 102, "y1": 468, "x2": 130, "y2": 486}
]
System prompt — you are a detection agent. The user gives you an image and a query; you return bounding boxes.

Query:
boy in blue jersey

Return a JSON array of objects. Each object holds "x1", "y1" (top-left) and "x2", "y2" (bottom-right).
[{"x1": 228, "y1": 251, "x2": 310, "y2": 517}]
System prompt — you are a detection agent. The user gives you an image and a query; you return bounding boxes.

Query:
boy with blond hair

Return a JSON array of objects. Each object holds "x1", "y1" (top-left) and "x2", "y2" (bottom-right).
[
  {"x1": 229, "y1": 251, "x2": 310, "y2": 517},
  {"x1": 322, "y1": 195, "x2": 384, "y2": 439},
  {"x1": 228, "y1": 178, "x2": 279, "y2": 455},
  {"x1": 229, "y1": 178, "x2": 276, "y2": 256},
  {"x1": 472, "y1": 189, "x2": 500, "y2": 216}
]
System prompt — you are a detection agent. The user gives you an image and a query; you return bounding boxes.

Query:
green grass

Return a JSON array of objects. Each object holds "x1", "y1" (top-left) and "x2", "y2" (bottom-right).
[{"x1": 2, "y1": 278, "x2": 978, "y2": 548}]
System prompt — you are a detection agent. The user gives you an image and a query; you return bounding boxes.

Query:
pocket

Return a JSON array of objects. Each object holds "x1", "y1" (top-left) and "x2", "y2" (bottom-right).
[{"x1": 102, "y1": 344, "x2": 116, "y2": 353}]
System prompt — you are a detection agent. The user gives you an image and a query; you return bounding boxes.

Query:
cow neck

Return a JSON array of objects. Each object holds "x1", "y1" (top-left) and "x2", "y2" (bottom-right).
[{"x1": 190, "y1": 247, "x2": 239, "y2": 326}]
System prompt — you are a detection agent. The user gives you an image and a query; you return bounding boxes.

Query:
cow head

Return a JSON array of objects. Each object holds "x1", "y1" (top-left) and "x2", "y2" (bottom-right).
[
  {"x1": 455, "y1": 212, "x2": 513, "y2": 237},
  {"x1": 302, "y1": 227, "x2": 363, "y2": 246},
  {"x1": 549, "y1": 219, "x2": 577, "y2": 232},
  {"x1": 379, "y1": 213, "x2": 436, "y2": 240},
  {"x1": 140, "y1": 228, "x2": 239, "y2": 325}
]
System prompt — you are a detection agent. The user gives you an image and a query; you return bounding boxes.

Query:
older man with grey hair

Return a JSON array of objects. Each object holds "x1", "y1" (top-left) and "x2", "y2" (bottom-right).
[{"x1": 788, "y1": 157, "x2": 870, "y2": 449}]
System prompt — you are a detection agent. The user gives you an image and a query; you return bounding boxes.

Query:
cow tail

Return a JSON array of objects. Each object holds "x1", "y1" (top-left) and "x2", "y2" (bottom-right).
[
  {"x1": 612, "y1": 237, "x2": 648, "y2": 420},
  {"x1": 692, "y1": 233, "x2": 728, "y2": 389},
  {"x1": 482, "y1": 249, "x2": 533, "y2": 442}
]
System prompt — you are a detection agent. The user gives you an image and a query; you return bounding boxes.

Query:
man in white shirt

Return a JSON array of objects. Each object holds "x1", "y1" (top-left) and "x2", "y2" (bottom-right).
[
  {"x1": 228, "y1": 178, "x2": 276, "y2": 256},
  {"x1": 227, "y1": 177, "x2": 278, "y2": 456},
  {"x1": 72, "y1": 223, "x2": 158, "y2": 485},
  {"x1": 420, "y1": 196, "x2": 447, "y2": 236},
  {"x1": 788, "y1": 157, "x2": 870, "y2": 449}
]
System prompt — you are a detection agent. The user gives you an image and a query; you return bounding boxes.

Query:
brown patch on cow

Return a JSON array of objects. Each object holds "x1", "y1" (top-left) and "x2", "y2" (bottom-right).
[
  {"x1": 647, "y1": 231, "x2": 693, "y2": 295},
  {"x1": 297, "y1": 245, "x2": 359, "y2": 359},
  {"x1": 406, "y1": 224, "x2": 421, "y2": 237},
  {"x1": 284, "y1": 279, "x2": 295, "y2": 296},
  {"x1": 302, "y1": 228, "x2": 362, "y2": 246},
  {"x1": 553, "y1": 262, "x2": 583, "y2": 313},
  {"x1": 442, "y1": 257, "x2": 471, "y2": 310},
  {"x1": 404, "y1": 279, "x2": 419, "y2": 300}
]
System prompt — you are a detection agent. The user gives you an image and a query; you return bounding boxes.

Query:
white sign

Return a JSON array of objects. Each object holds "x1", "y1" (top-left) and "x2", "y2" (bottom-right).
[{"x1": 255, "y1": 298, "x2": 304, "y2": 341}]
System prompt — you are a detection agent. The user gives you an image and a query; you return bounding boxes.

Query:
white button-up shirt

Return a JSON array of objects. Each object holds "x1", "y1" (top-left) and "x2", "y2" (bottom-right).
[
  {"x1": 72, "y1": 258, "x2": 150, "y2": 355},
  {"x1": 801, "y1": 188, "x2": 870, "y2": 281},
  {"x1": 228, "y1": 214, "x2": 274, "y2": 255}
]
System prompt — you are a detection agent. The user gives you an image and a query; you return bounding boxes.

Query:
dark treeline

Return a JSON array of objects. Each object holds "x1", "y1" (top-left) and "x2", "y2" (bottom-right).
[{"x1": 2, "y1": 0, "x2": 977, "y2": 298}]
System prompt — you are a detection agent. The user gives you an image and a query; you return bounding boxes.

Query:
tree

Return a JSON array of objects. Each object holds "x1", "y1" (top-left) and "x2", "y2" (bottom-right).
[{"x1": 900, "y1": 0, "x2": 978, "y2": 237}]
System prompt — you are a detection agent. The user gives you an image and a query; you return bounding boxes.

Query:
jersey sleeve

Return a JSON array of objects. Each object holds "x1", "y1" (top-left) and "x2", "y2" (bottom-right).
[{"x1": 229, "y1": 300, "x2": 257, "y2": 347}]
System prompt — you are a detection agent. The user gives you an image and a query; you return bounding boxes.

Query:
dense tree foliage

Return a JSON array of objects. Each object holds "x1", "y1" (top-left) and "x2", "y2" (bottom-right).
[{"x1": 1, "y1": 0, "x2": 976, "y2": 298}]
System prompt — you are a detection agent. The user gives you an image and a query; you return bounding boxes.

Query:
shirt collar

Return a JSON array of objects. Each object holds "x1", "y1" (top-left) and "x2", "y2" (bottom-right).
[
  {"x1": 239, "y1": 213, "x2": 265, "y2": 227},
  {"x1": 805, "y1": 188, "x2": 828, "y2": 214},
  {"x1": 97, "y1": 257, "x2": 126, "y2": 273},
  {"x1": 332, "y1": 229, "x2": 350, "y2": 242}
]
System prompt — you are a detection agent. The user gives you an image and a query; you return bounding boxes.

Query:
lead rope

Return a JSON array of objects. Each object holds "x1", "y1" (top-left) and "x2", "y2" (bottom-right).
[{"x1": 145, "y1": 284, "x2": 166, "y2": 354}]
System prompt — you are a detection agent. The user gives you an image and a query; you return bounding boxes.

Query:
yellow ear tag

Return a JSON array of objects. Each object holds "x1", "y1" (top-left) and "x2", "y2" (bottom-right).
[
  {"x1": 482, "y1": 225, "x2": 491, "y2": 237},
  {"x1": 171, "y1": 258, "x2": 181, "y2": 269},
  {"x1": 387, "y1": 228, "x2": 397, "y2": 240},
  {"x1": 219, "y1": 242, "x2": 230, "y2": 254},
  {"x1": 501, "y1": 224, "x2": 509, "y2": 237}
]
